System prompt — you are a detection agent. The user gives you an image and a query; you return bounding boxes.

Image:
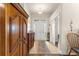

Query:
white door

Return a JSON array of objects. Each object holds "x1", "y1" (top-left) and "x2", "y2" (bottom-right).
[{"x1": 33, "y1": 21, "x2": 47, "y2": 40}]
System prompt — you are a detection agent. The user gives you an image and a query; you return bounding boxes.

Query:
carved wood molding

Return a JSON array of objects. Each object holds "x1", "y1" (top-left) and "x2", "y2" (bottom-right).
[{"x1": 11, "y1": 3, "x2": 29, "y2": 18}]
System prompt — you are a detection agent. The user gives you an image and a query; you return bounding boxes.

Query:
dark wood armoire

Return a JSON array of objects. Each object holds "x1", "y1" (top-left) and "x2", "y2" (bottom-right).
[{"x1": 0, "y1": 3, "x2": 29, "y2": 56}]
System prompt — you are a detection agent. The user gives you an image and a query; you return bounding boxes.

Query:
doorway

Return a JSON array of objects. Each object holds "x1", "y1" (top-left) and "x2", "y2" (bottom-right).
[
  {"x1": 54, "y1": 16, "x2": 60, "y2": 47},
  {"x1": 32, "y1": 21, "x2": 48, "y2": 40}
]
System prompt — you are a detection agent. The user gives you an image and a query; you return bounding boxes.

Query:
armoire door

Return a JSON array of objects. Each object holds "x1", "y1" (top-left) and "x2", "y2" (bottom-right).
[
  {"x1": 22, "y1": 17, "x2": 29, "y2": 55},
  {"x1": 8, "y1": 4, "x2": 21, "y2": 56}
]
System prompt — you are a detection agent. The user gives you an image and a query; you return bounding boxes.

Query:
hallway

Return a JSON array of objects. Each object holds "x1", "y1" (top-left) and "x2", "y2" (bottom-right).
[
  {"x1": 0, "y1": 3, "x2": 79, "y2": 56},
  {"x1": 29, "y1": 40, "x2": 60, "y2": 56}
]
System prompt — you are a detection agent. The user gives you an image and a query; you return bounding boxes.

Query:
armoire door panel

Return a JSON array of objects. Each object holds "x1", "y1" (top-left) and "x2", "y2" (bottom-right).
[{"x1": 9, "y1": 15, "x2": 20, "y2": 56}]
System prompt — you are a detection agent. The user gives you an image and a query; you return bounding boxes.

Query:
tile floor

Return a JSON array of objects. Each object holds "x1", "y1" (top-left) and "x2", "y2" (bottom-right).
[
  {"x1": 29, "y1": 40, "x2": 60, "y2": 56},
  {"x1": 29, "y1": 40, "x2": 77, "y2": 56}
]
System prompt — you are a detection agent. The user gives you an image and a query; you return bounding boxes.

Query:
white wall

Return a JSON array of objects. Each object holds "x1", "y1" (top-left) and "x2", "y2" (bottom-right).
[
  {"x1": 59, "y1": 4, "x2": 79, "y2": 54},
  {"x1": 49, "y1": 4, "x2": 79, "y2": 54}
]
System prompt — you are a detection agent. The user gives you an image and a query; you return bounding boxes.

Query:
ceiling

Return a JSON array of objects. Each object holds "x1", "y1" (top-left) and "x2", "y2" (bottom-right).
[{"x1": 22, "y1": 3, "x2": 59, "y2": 20}]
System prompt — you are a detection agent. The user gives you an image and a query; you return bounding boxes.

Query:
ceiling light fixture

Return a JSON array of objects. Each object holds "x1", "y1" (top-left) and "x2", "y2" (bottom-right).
[
  {"x1": 34, "y1": 4, "x2": 47, "y2": 14},
  {"x1": 38, "y1": 11, "x2": 43, "y2": 14}
]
